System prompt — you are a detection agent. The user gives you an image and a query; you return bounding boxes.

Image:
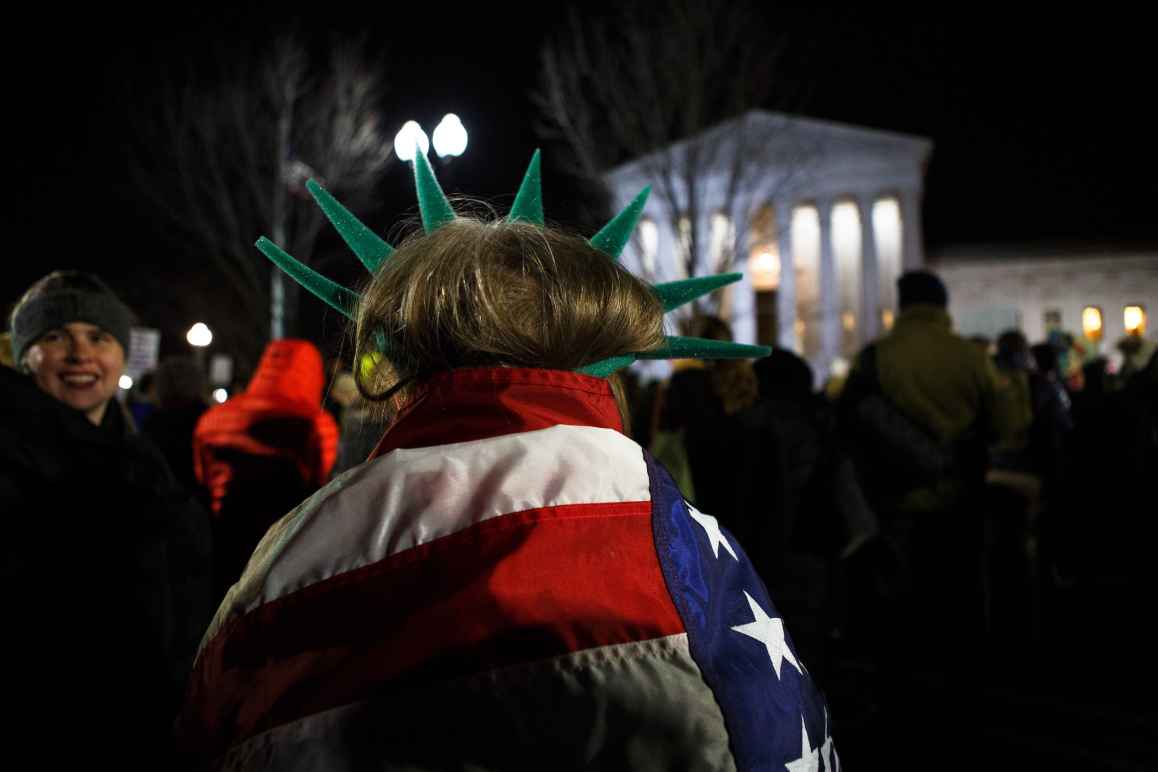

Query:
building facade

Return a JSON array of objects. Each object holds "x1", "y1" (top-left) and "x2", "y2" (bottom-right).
[
  {"x1": 930, "y1": 244, "x2": 1158, "y2": 360},
  {"x1": 605, "y1": 110, "x2": 932, "y2": 382}
]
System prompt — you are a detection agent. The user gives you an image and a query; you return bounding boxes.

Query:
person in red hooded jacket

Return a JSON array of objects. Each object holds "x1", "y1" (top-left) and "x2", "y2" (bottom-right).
[{"x1": 193, "y1": 338, "x2": 339, "y2": 601}]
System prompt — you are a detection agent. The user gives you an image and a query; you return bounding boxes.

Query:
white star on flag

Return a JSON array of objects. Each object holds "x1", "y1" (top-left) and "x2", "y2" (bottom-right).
[
  {"x1": 784, "y1": 716, "x2": 820, "y2": 772},
  {"x1": 730, "y1": 590, "x2": 801, "y2": 679},
  {"x1": 820, "y1": 708, "x2": 838, "y2": 771},
  {"x1": 688, "y1": 505, "x2": 737, "y2": 560}
]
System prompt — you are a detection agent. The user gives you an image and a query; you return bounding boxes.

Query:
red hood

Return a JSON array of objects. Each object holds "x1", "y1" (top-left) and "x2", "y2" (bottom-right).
[{"x1": 246, "y1": 339, "x2": 326, "y2": 406}]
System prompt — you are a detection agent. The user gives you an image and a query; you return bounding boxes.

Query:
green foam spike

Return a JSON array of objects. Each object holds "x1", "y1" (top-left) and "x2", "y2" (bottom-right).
[
  {"x1": 507, "y1": 149, "x2": 544, "y2": 225},
  {"x1": 577, "y1": 354, "x2": 638, "y2": 378},
  {"x1": 413, "y1": 149, "x2": 456, "y2": 233},
  {"x1": 653, "y1": 273, "x2": 743, "y2": 312},
  {"x1": 256, "y1": 237, "x2": 360, "y2": 321},
  {"x1": 634, "y1": 336, "x2": 772, "y2": 361},
  {"x1": 589, "y1": 186, "x2": 650, "y2": 260},
  {"x1": 306, "y1": 179, "x2": 394, "y2": 274}
]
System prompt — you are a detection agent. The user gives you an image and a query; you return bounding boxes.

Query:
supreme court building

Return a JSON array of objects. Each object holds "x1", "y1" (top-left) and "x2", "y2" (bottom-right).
[{"x1": 606, "y1": 110, "x2": 932, "y2": 383}]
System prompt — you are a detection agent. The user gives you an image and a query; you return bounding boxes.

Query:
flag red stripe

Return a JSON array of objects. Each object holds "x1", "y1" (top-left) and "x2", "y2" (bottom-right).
[{"x1": 180, "y1": 500, "x2": 683, "y2": 757}]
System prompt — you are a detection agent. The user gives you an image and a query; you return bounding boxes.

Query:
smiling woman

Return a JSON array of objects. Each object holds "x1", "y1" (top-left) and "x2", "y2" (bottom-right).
[
  {"x1": 10, "y1": 271, "x2": 133, "y2": 425},
  {"x1": 2, "y1": 269, "x2": 214, "y2": 766}
]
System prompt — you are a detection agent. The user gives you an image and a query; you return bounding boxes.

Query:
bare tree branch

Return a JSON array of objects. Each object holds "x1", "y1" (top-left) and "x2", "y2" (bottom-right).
[
  {"x1": 127, "y1": 33, "x2": 392, "y2": 356},
  {"x1": 535, "y1": 0, "x2": 815, "y2": 315}
]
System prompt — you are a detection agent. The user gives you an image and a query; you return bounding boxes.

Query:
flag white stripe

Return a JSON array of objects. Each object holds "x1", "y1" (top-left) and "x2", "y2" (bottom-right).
[{"x1": 215, "y1": 425, "x2": 650, "y2": 622}]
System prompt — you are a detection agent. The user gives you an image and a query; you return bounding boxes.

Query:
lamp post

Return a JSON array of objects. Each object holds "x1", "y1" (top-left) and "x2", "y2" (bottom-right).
[{"x1": 187, "y1": 322, "x2": 213, "y2": 376}]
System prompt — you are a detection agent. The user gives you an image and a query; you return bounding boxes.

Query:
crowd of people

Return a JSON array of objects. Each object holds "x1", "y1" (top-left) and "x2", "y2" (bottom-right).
[{"x1": 2, "y1": 201, "x2": 1154, "y2": 765}]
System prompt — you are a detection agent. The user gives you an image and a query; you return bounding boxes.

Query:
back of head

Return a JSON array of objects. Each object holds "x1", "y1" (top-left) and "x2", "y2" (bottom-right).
[
  {"x1": 753, "y1": 348, "x2": 814, "y2": 402},
  {"x1": 1031, "y1": 342, "x2": 1059, "y2": 376},
  {"x1": 897, "y1": 270, "x2": 948, "y2": 310},
  {"x1": 246, "y1": 339, "x2": 327, "y2": 406},
  {"x1": 995, "y1": 329, "x2": 1030, "y2": 370},
  {"x1": 679, "y1": 314, "x2": 757, "y2": 415},
  {"x1": 354, "y1": 219, "x2": 665, "y2": 403},
  {"x1": 9, "y1": 270, "x2": 135, "y2": 366},
  {"x1": 155, "y1": 355, "x2": 208, "y2": 409}
]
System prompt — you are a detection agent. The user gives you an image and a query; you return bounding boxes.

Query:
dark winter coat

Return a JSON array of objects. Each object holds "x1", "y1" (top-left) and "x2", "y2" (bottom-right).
[{"x1": 0, "y1": 365, "x2": 213, "y2": 766}]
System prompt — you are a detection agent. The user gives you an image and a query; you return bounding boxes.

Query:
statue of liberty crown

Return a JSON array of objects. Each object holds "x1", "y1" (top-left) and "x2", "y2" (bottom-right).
[{"x1": 255, "y1": 149, "x2": 770, "y2": 377}]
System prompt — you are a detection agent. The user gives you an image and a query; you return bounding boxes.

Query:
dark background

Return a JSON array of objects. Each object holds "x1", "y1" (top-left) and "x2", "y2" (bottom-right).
[{"x1": 2, "y1": 5, "x2": 1152, "y2": 349}]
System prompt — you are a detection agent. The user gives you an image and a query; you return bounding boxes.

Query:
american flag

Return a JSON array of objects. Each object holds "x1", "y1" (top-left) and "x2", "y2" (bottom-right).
[{"x1": 178, "y1": 367, "x2": 836, "y2": 770}]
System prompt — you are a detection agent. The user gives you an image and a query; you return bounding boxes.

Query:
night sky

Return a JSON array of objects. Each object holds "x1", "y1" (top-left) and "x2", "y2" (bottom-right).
[{"x1": 2, "y1": 5, "x2": 1152, "y2": 356}]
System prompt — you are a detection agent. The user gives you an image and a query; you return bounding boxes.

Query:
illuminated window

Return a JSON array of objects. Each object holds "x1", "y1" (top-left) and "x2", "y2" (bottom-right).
[
  {"x1": 1082, "y1": 306, "x2": 1103, "y2": 342},
  {"x1": 873, "y1": 197, "x2": 902, "y2": 322},
  {"x1": 748, "y1": 205, "x2": 780, "y2": 291},
  {"x1": 792, "y1": 205, "x2": 821, "y2": 358},
  {"x1": 709, "y1": 212, "x2": 734, "y2": 272},
  {"x1": 637, "y1": 217, "x2": 659, "y2": 276},
  {"x1": 1124, "y1": 304, "x2": 1147, "y2": 336},
  {"x1": 833, "y1": 200, "x2": 862, "y2": 355}
]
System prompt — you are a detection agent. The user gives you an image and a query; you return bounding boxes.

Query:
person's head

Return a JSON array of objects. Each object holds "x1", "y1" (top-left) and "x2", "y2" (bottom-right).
[
  {"x1": 8, "y1": 270, "x2": 134, "y2": 425},
  {"x1": 1031, "y1": 342, "x2": 1059, "y2": 378},
  {"x1": 753, "y1": 348, "x2": 814, "y2": 402},
  {"x1": 352, "y1": 217, "x2": 665, "y2": 421},
  {"x1": 154, "y1": 355, "x2": 208, "y2": 409},
  {"x1": 995, "y1": 329, "x2": 1031, "y2": 370},
  {"x1": 896, "y1": 270, "x2": 948, "y2": 310}
]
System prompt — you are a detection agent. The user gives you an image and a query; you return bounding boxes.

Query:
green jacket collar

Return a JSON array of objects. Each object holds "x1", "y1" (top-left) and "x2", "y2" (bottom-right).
[{"x1": 895, "y1": 304, "x2": 952, "y2": 332}]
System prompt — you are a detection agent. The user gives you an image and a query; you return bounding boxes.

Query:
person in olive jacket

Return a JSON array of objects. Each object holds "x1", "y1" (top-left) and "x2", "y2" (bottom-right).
[{"x1": 2, "y1": 270, "x2": 213, "y2": 766}]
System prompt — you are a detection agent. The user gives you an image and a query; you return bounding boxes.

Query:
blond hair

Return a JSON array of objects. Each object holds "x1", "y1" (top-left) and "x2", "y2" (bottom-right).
[{"x1": 353, "y1": 217, "x2": 665, "y2": 421}]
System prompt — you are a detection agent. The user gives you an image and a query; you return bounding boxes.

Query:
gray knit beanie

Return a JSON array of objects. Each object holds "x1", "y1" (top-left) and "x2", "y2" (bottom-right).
[{"x1": 9, "y1": 271, "x2": 135, "y2": 365}]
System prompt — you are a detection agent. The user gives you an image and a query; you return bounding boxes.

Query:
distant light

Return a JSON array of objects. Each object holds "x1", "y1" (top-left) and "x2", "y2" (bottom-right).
[
  {"x1": 213, "y1": 388, "x2": 229, "y2": 403},
  {"x1": 830, "y1": 356, "x2": 850, "y2": 379},
  {"x1": 1124, "y1": 305, "x2": 1146, "y2": 336},
  {"x1": 186, "y1": 322, "x2": 213, "y2": 347},
  {"x1": 1082, "y1": 306, "x2": 1103, "y2": 341},
  {"x1": 432, "y1": 113, "x2": 468, "y2": 158},
  {"x1": 882, "y1": 309, "x2": 895, "y2": 330},
  {"x1": 394, "y1": 120, "x2": 429, "y2": 163},
  {"x1": 841, "y1": 310, "x2": 857, "y2": 332},
  {"x1": 119, "y1": 374, "x2": 134, "y2": 390},
  {"x1": 749, "y1": 249, "x2": 780, "y2": 291}
]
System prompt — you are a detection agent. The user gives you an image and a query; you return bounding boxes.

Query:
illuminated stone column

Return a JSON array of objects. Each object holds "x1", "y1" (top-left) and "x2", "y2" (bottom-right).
[
  {"x1": 728, "y1": 201, "x2": 756, "y2": 345},
  {"x1": 817, "y1": 197, "x2": 838, "y2": 380},
  {"x1": 775, "y1": 201, "x2": 796, "y2": 350},
  {"x1": 859, "y1": 194, "x2": 881, "y2": 341},
  {"x1": 900, "y1": 188, "x2": 924, "y2": 270}
]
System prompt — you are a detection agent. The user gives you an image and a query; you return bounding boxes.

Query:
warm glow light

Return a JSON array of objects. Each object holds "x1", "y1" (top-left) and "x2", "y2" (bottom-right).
[
  {"x1": 841, "y1": 311, "x2": 856, "y2": 331},
  {"x1": 749, "y1": 248, "x2": 780, "y2": 291},
  {"x1": 119, "y1": 374, "x2": 133, "y2": 390},
  {"x1": 432, "y1": 113, "x2": 468, "y2": 158},
  {"x1": 882, "y1": 309, "x2": 895, "y2": 330},
  {"x1": 213, "y1": 388, "x2": 229, "y2": 404},
  {"x1": 394, "y1": 120, "x2": 429, "y2": 163},
  {"x1": 1082, "y1": 306, "x2": 1103, "y2": 341},
  {"x1": 186, "y1": 322, "x2": 213, "y2": 347},
  {"x1": 1124, "y1": 305, "x2": 1146, "y2": 335}
]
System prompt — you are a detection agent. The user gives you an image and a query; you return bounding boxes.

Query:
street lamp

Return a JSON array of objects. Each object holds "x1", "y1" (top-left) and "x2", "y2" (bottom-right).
[
  {"x1": 187, "y1": 322, "x2": 213, "y2": 377},
  {"x1": 394, "y1": 114, "x2": 468, "y2": 164},
  {"x1": 186, "y1": 323, "x2": 213, "y2": 347},
  {"x1": 394, "y1": 120, "x2": 430, "y2": 163},
  {"x1": 432, "y1": 113, "x2": 468, "y2": 159}
]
